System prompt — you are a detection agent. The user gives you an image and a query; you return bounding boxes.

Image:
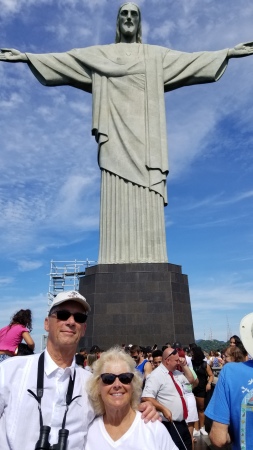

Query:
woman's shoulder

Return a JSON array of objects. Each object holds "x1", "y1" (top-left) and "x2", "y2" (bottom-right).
[
  {"x1": 140, "y1": 414, "x2": 178, "y2": 449},
  {"x1": 12, "y1": 323, "x2": 28, "y2": 331},
  {"x1": 194, "y1": 361, "x2": 207, "y2": 370},
  {"x1": 88, "y1": 414, "x2": 102, "y2": 428}
]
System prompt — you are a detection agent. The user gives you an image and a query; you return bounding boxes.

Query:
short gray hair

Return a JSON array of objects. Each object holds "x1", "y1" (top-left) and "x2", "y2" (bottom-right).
[{"x1": 86, "y1": 346, "x2": 143, "y2": 415}]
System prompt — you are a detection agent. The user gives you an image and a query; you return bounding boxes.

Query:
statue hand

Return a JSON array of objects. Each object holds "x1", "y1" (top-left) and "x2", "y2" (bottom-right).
[
  {"x1": 228, "y1": 42, "x2": 253, "y2": 58},
  {"x1": 0, "y1": 48, "x2": 28, "y2": 62}
]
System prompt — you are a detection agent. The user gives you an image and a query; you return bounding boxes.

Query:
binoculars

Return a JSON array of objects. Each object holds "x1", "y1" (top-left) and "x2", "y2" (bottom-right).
[{"x1": 35, "y1": 425, "x2": 69, "y2": 450}]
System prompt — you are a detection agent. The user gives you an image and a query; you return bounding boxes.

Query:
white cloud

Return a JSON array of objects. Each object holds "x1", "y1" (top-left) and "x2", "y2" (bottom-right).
[
  {"x1": 0, "y1": 92, "x2": 23, "y2": 109},
  {"x1": 174, "y1": 190, "x2": 253, "y2": 214},
  {"x1": 151, "y1": 20, "x2": 176, "y2": 40},
  {"x1": 49, "y1": 173, "x2": 100, "y2": 231},
  {"x1": 45, "y1": 24, "x2": 69, "y2": 40},
  {"x1": 0, "y1": 0, "x2": 52, "y2": 17},
  {"x1": 216, "y1": 190, "x2": 253, "y2": 206},
  {"x1": 0, "y1": 276, "x2": 14, "y2": 285},
  {"x1": 191, "y1": 276, "x2": 253, "y2": 340},
  {"x1": 17, "y1": 260, "x2": 43, "y2": 272},
  {"x1": 191, "y1": 282, "x2": 253, "y2": 311}
]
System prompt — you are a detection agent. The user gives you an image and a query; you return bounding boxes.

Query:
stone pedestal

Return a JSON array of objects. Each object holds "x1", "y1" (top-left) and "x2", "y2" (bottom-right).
[{"x1": 79, "y1": 263, "x2": 194, "y2": 350}]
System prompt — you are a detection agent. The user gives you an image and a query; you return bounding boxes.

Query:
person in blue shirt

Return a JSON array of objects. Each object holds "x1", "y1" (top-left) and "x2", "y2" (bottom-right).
[
  {"x1": 130, "y1": 345, "x2": 152, "y2": 380},
  {"x1": 205, "y1": 312, "x2": 253, "y2": 450}
]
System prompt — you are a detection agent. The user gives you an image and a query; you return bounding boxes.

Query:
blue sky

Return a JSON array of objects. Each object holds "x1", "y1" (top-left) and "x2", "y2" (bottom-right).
[{"x1": 0, "y1": 0, "x2": 253, "y2": 352}]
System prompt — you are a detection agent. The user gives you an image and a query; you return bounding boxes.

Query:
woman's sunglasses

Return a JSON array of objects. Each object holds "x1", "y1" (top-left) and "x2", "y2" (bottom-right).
[
  {"x1": 100, "y1": 372, "x2": 134, "y2": 385},
  {"x1": 50, "y1": 309, "x2": 87, "y2": 323}
]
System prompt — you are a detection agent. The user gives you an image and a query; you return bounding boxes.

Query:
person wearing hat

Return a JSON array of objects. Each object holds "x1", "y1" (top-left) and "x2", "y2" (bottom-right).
[
  {"x1": 205, "y1": 312, "x2": 253, "y2": 450},
  {"x1": 0, "y1": 290, "x2": 159, "y2": 450}
]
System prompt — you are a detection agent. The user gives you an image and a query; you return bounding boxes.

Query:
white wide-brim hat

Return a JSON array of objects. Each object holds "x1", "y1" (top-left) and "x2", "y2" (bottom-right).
[
  {"x1": 49, "y1": 290, "x2": 90, "y2": 313},
  {"x1": 240, "y1": 312, "x2": 253, "y2": 357}
]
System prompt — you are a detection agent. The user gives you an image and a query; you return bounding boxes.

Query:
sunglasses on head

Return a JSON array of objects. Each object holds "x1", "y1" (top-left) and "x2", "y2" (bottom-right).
[
  {"x1": 100, "y1": 372, "x2": 134, "y2": 385},
  {"x1": 166, "y1": 349, "x2": 178, "y2": 359},
  {"x1": 50, "y1": 309, "x2": 87, "y2": 323}
]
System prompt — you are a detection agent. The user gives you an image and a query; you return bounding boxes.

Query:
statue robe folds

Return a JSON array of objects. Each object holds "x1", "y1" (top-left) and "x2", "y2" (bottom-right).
[{"x1": 26, "y1": 44, "x2": 228, "y2": 263}]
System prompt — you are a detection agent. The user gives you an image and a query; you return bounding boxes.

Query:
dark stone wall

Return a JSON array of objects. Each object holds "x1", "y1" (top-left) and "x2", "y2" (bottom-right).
[{"x1": 79, "y1": 263, "x2": 194, "y2": 350}]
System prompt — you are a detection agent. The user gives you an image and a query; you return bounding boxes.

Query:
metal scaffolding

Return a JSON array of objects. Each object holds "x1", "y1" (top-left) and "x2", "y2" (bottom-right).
[
  {"x1": 47, "y1": 259, "x2": 96, "y2": 310},
  {"x1": 40, "y1": 259, "x2": 96, "y2": 350}
]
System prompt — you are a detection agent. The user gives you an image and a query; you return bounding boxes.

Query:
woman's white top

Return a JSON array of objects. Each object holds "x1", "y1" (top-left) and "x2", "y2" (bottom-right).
[{"x1": 85, "y1": 411, "x2": 179, "y2": 450}]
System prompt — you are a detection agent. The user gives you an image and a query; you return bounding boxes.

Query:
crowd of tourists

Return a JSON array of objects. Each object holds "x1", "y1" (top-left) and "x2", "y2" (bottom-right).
[
  {"x1": 74, "y1": 335, "x2": 250, "y2": 449},
  {"x1": 0, "y1": 292, "x2": 252, "y2": 450}
]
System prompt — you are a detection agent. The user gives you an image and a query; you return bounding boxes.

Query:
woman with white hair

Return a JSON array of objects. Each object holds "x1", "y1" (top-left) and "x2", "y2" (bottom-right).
[{"x1": 85, "y1": 346, "x2": 178, "y2": 450}]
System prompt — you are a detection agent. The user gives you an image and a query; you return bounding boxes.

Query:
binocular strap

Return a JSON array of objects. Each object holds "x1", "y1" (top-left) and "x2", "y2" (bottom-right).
[{"x1": 27, "y1": 352, "x2": 81, "y2": 430}]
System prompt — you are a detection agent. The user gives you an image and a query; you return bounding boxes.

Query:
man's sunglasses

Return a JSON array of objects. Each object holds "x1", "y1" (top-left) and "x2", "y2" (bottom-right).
[
  {"x1": 50, "y1": 309, "x2": 87, "y2": 323},
  {"x1": 100, "y1": 372, "x2": 134, "y2": 385},
  {"x1": 165, "y1": 349, "x2": 178, "y2": 359}
]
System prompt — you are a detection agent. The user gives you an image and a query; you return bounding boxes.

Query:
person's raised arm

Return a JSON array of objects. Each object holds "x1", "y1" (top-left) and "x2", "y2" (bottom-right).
[
  {"x1": 228, "y1": 41, "x2": 253, "y2": 58},
  {"x1": 178, "y1": 357, "x2": 195, "y2": 384},
  {"x1": 22, "y1": 331, "x2": 35, "y2": 350},
  {"x1": 0, "y1": 48, "x2": 28, "y2": 63}
]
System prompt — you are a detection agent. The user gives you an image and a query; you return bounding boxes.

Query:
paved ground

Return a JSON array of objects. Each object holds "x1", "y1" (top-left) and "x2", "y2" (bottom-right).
[
  {"x1": 194, "y1": 435, "x2": 211, "y2": 450},
  {"x1": 194, "y1": 435, "x2": 231, "y2": 450}
]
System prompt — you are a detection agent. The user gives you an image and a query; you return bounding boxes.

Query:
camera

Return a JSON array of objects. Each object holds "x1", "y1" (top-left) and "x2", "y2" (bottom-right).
[{"x1": 35, "y1": 425, "x2": 69, "y2": 450}]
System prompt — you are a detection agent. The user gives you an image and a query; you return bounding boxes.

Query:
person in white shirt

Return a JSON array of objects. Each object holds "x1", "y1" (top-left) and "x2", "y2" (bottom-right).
[
  {"x1": 0, "y1": 290, "x2": 158, "y2": 450},
  {"x1": 86, "y1": 346, "x2": 178, "y2": 450},
  {"x1": 142, "y1": 346, "x2": 195, "y2": 450}
]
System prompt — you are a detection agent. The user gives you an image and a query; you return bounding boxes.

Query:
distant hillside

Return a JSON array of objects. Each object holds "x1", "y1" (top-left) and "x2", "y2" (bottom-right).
[{"x1": 196, "y1": 339, "x2": 229, "y2": 353}]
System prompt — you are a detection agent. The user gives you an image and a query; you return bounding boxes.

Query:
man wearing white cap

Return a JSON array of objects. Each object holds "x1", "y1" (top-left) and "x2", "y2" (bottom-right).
[
  {"x1": 0, "y1": 290, "x2": 158, "y2": 450},
  {"x1": 205, "y1": 313, "x2": 253, "y2": 450}
]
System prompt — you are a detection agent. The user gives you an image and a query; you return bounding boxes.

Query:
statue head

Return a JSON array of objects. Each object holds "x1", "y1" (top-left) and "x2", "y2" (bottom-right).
[{"x1": 115, "y1": 2, "x2": 142, "y2": 43}]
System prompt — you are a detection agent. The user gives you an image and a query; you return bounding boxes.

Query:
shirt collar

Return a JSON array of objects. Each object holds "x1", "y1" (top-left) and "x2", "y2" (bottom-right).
[
  {"x1": 44, "y1": 348, "x2": 76, "y2": 378},
  {"x1": 160, "y1": 362, "x2": 169, "y2": 373},
  {"x1": 160, "y1": 362, "x2": 178, "y2": 374}
]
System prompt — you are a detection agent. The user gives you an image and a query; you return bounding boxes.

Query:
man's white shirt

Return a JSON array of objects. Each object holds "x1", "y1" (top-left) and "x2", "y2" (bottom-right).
[
  {"x1": 0, "y1": 350, "x2": 94, "y2": 450},
  {"x1": 142, "y1": 363, "x2": 188, "y2": 422}
]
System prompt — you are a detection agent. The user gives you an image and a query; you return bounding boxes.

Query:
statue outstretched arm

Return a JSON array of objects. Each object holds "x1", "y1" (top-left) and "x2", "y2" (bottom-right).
[
  {"x1": 0, "y1": 48, "x2": 28, "y2": 62},
  {"x1": 1, "y1": 48, "x2": 93, "y2": 91},
  {"x1": 228, "y1": 42, "x2": 253, "y2": 58}
]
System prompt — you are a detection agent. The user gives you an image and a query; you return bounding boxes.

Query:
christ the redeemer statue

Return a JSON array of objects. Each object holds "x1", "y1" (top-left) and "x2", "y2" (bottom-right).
[{"x1": 1, "y1": 3, "x2": 252, "y2": 264}]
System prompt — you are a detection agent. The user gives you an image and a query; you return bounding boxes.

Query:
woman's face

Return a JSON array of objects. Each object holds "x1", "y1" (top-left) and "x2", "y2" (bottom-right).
[
  {"x1": 230, "y1": 338, "x2": 236, "y2": 346},
  {"x1": 99, "y1": 360, "x2": 134, "y2": 412},
  {"x1": 223, "y1": 350, "x2": 233, "y2": 364}
]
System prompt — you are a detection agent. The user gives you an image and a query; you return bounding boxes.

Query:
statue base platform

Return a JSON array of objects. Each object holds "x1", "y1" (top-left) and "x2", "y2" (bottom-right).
[{"x1": 79, "y1": 263, "x2": 194, "y2": 350}]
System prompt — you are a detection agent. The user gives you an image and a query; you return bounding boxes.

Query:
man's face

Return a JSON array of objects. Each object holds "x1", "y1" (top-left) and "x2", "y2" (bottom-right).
[
  {"x1": 153, "y1": 356, "x2": 162, "y2": 368},
  {"x1": 119, "y1": 3, "x2": 139, "y2": 41},
  {"x1": 162, "y1": 347, "x2": 179, "y2": 372},
  {"x1": 130, "y1": 351, "x2": 140, "y2": 364},
  {"x1": 44, "y1": 300, "x2": 86, "y2": 352}
]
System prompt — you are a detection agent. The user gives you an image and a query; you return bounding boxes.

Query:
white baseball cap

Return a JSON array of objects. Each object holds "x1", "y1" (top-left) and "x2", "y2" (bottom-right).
[
  {"x1": 49, "y1": 290, "x2": 90, "y2": 313},
  {"x1": 240, "y1": 312, "x2": 253, "y2": 357}
]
